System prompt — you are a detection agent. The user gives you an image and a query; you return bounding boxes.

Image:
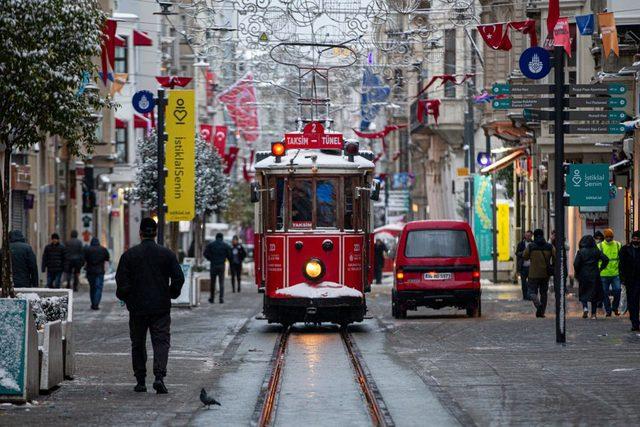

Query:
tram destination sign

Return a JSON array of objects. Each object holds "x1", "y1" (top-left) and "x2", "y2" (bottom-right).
[{"x1": 284, "y1": 121, "x2": 344, "y2": 150}]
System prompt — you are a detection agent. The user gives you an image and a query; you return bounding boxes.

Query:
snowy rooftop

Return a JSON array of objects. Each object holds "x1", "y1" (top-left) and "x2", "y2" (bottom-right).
[{"x1": 254, "y1": 150, "x2": 375, "y2": 171}]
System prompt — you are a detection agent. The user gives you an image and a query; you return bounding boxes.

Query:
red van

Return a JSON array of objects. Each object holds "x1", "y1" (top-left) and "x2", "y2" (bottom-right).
[{"x1": 392, "y1": 220, "x2": 481, "y2": 319}]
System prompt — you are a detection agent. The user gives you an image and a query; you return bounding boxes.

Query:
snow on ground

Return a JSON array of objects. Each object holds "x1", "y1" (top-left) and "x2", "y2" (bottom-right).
[{"x1": 275, "y1": 281, "x2": 363, "y2": 298}]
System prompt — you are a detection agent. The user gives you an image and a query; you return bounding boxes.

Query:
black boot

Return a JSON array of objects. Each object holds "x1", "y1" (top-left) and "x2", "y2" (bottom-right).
[
  {"x1": 153, "y1": 377, "x2": 168, "y2": 394},
  {"x1": 134, "y1": 378, "x2": 147, "y2": 392}
]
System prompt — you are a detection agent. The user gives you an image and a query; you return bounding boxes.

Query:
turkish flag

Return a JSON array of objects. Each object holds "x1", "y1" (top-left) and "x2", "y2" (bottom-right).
[
  {"x1": 478, "y1": 23, "x2": 512, "y2": 51},
  {"x1": 213, "y1": 125, "x2": 227, "y2": 158},
  {"x1": 223, "y1": 146, "x2": 240, "y2": 175},
  {"x1": 509, "y1": 19, "x2": 538, "y2": 46},
  {"x1": 218, "y1": 73, "x2": 260, "y2": 143},
  {"x1": 100, "y1": 19, "x2": 117, "y2": 84},
  {"x1": 548, "y1": 0, "x2": 560, "y2": 39},
  {"x1": 200, "y1": 124, "x2": 213, "y2": 144}
]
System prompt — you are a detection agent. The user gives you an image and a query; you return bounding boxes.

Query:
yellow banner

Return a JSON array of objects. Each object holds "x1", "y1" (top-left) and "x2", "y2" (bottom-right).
[
  {"x1": 166, "y1": 90, "x2": 195, "y2": 221},
  {"x1": 598, "y1": 12, "x2": 619, "y2": 58},
  {"x1": 497, "y1": 202, "x2": 510, "y2": 262}
]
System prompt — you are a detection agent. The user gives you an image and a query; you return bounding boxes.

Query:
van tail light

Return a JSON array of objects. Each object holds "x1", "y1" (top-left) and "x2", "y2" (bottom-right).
[
  {"x1": 395, "y1": 269, "x2": 404, "y2": 282},
  {"x1": 472, "y1": 270, "x2": 481, "y2": 283}
]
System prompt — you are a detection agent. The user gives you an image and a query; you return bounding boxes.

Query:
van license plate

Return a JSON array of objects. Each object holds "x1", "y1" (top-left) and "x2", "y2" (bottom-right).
[{"x1": 423, "y1": 272, "x2": 452, "y2": 280}]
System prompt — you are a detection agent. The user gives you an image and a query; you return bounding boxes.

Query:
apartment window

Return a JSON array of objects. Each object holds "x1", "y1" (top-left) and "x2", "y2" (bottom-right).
[
  {"x1": 444, "y1": 29, "x2": 456, "y2": 98},
  {"x1": 94, "y1": 120, "x2": 103, "y2": 143},
  {"x1": 114, "y1": 36, "x2": 128, "y2": 73},
  {"x1": 115, "y1": 127, "x2": 128, "y2": 163}
]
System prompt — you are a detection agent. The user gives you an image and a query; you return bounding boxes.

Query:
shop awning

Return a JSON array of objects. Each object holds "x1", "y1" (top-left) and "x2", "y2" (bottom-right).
[
  {"x1": 115, "y1": 118, "x2": 127, "y2": 129},
  {"x1": 480, "y1": 149, "x2": 526, "y2": 174},
  {"x1": 133, "y1": 113, "x2": 150, "y2": 128},
  {"x1": 133, "y1": 30, "x2": 152, "y2": 46},
  {"x1": 483, "y1": 121, "x2": 530, "y2": 143}
]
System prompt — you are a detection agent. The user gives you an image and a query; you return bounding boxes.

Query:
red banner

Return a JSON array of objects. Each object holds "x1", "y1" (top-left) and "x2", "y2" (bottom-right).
[
  {"x1": 200, "y1": 124, "x2": 213, "y2": 144},
  {"x1": 100, "y1": 19, "x2": 117, "y2": 84},
  {"x1": 213, "y1": 125, "x2": 227, "y2": 158},
  {"x1": 223, "y1": 146, "x2": 239, "y2": 174},
  {"x1": 218, "y1": 73, "x2": 260, "y2": 143},
  {"x1": 553, "y1": 17, "x2": 571, "y2": 57}
]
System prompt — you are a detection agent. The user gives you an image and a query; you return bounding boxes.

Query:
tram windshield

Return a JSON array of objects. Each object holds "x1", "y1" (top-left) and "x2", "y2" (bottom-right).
[{"x1": 266, "y1": 175, "x2": 365, "y2": 231}]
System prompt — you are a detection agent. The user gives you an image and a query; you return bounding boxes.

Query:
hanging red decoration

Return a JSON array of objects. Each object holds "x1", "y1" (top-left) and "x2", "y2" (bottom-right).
[
  {"x1": 416, "y1": 99, "x2": 441, "y2": 124},
  {"x1": 218, "y1": 73, "x2": 260, "y2": 143},
  {"x1": 509, "y1": 19, "x2": 538, "y2": 47},
  {"x1": 100, "y1": 19, "x2": 117, "y2": 84},
  {"x1": 352, "y1": 124, "x2": 407, "y2": 139},
  {"x1": 477, "y1": 19, "x2": 538, "y2": 52},
  {"x1": 156, "y1": 76, "x2": 193, "y2": 89},
  {"x1": 547, "y1": 0, "x2": 560, "y2": 40},
  {"x1": 223, "y1": 146, "x2": 240, "y2": 174},
  {"x1": 414, "y1": 74, "x2": 475, "y2": 99}
]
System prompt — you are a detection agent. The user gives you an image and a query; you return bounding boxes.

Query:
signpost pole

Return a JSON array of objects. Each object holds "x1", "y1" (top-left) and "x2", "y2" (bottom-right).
[
  {"x1": 156, "y1": 88, "x2": 167, "y2": 245},
  {"x1": 553, "y1": 46, "x2": 566, "y2": 344}
]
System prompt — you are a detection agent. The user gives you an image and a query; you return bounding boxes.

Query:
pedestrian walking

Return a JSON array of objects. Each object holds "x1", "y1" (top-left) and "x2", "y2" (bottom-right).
[
  {"x1": 42, "y1": 233, "x2": 66, "y2": 289},
  {"x1": 618, "y1": 231, "x2": 640, "y2": 331},
  {"x1": 594, "y1": 231, "x2": 604, "y2": 245},
  {"x1": 597, "y1": 228, "x2": 622, "y2": 317},
  {"x1": 229, "y1": 235, "x2": 247, "y2": 293},
  {"x1": 115, "y1": 218, "x2": 184, "y2": 394},
  {"x1": 374, "y1": 238, "x2": 388, "y2": 284},
  {"x1": 515, "y1": 230, "x2": 533, "y2": 300},
  {"x1": 574, "y1": 235, "x2": 608, "y2": 319},
  {"x1": 84, "y1": 237, "x2": 110, "y2": 310},
  {"x1": 523, "y1": 229, "x2": 555, "y2": 318},
  {"x1": 65, "y1": 230, "x2": 84, "y2": 291},
  {"x1": 3, "y1": 230, "x2": 38, "y2": 288},
  {"x1": 203, "y1": 233, "x2": 231, "y2": 304}
]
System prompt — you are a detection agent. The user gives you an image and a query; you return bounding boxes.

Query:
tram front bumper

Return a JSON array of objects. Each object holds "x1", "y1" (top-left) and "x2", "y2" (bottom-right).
[{"x1": 264, "y1": 295, "x2": 366, "y2": 324}]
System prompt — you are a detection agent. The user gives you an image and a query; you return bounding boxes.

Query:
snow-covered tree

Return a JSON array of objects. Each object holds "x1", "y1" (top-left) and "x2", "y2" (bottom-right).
[
  {"x1": 0, "y1": 0, "x2": 112, "y2": 297},
  {"x1": 195, "y1": 137, "x2": 230, "y2": 216},
  {"x1": 132, "y1": 131, "x2": 159, "y2": 210}
]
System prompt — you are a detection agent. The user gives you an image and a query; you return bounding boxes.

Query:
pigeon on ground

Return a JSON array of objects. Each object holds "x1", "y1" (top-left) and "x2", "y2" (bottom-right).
[{"x1": 200, "y1": 388, "x2": 222, "y2": 409}]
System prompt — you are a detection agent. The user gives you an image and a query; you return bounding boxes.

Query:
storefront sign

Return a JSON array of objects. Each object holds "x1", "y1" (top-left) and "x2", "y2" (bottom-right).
[
  {"x1": 284, "y1": 121, "x2": 343, "y2": 150},
  {"x1": 566, "y1": 164, "x2": 610, "y2": 206},
  {"x1": 166, "y1": 90, "x2": 195, "y2": 221},
  {"x1": 473, "y1": 175, "x2": 493, "y2": 261}
]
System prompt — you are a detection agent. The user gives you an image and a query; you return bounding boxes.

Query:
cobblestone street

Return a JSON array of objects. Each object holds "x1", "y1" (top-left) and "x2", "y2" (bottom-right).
[{"x1": 2, "y1": 277, "x2": 640, "y2": 426}]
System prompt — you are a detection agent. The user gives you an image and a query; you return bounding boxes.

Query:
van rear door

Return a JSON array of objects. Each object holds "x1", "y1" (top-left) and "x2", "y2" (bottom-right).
[{"x1": 400, "y1": 229, "x2": 477, "y2": 288}]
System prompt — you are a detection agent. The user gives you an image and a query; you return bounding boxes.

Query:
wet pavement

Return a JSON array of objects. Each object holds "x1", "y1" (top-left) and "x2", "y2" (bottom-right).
[{"x1": 2, "y1": 275, "x2": 640, "y2": 426}]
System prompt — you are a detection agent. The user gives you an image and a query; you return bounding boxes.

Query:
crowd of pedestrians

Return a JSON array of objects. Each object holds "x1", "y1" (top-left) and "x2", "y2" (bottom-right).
[
  {"x1": 515, "y1": 227, "x2": 640, "y2": 331},
  {"x1": 203, "y1": 233, "x2": 247, "y2": 304},
  {"x1": 4, "y1": 230, "x2": 110, "y2": 309}
]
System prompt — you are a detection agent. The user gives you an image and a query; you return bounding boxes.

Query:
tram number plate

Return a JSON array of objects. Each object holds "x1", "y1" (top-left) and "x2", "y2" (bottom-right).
[{"x1": 423, "y1": 272, "x2": 452, "y2": 280}]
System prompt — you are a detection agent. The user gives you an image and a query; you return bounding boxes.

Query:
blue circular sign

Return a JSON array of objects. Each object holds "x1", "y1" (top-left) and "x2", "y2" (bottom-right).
[
  {"x1": 132, "y1": 90, "x2": 155, "y2": 114},
  {"x1": 519, "y1": 47, "x2": 551, "y2": 80}
]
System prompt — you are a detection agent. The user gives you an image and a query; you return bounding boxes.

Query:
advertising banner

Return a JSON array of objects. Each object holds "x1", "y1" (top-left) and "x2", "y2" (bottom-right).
[
  {"x1": 473, "y1": 175, "x2": 493, "y2": 261},
  {"x1": 166, "y1": 90, "x2": 195, "y2": 221},
  {"x1": 497, "y1": 202, "x2": 510, "y2": 262}
]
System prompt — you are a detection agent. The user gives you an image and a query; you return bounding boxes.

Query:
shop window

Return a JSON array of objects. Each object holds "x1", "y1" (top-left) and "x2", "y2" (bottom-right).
[
  {"x1": 115, "y1": 127, "x2": 128, "y2": 163},
  {"x1": 115, "y1": 37, "x2": 128, "y2": 73}
]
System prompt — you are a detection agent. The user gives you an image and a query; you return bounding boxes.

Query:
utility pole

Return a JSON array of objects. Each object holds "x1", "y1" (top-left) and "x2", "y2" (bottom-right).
[
  {"x1": 553, "y1": 45, "x2": 566, "y2": 344},
  {"x1": 156, "y1": 88, "x2": 167, "y2": 245}
]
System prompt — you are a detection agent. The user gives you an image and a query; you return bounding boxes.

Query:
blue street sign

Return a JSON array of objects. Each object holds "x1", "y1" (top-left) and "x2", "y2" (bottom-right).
[
  {"x1": 519, "y1": 47, "x2": 552, "y2": 80},
  {"x1": 132, "y1": 90, "x2": 156, "y2": 114}
]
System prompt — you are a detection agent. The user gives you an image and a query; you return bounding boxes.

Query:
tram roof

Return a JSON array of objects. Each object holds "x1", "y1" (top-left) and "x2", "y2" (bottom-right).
[{"x1": 254, "y1": 150, "x2": 375, "y2": 173}]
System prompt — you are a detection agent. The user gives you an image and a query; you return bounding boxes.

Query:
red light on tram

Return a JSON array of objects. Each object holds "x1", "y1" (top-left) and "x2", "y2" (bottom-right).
[
  {"x1": 344, "y1": 141, "x2": 359, "y2": 155},
  {"x1": 271, "y1": 142, "x2": 285, "y2": 157}
]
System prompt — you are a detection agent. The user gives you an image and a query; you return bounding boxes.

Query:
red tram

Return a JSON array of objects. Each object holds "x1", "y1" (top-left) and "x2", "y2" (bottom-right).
[{"x1": 251, "y1": 121, "x2": 380, "y2": 326}]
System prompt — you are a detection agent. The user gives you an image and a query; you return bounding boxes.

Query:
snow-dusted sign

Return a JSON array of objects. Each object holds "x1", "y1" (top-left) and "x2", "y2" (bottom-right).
[{"x1": 284, "y1": 121, "x2": 343, "y2": 150}]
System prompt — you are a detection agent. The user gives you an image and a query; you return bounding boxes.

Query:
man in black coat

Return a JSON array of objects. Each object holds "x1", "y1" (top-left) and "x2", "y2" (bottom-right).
[
  {"x1": 373, "y1": 239, "x2": 388, "y2": 284},
  {"x1": 229, "y1": 235, "x2": 247, "y2": 293},
  {"x1": 84, "y1": 237, "x2": 110, "y2": 310},
  {"x1": 515, "y1": 230, "x2": 533, "y2": 300},
  {"x1": 203, "y1": 233, "x2": 231, "y2": 304},
  {"x1": 42, "y1": 233, "x2": 66, "y2": 288},
  {"x1": 116, "y1": 218, "x2": 185, "y2": 394},
  {"x1": 4, "y1": 230, "x2": 38, "y2": 287},
  {"x1": 618, "y1": 230, "x2": 640, "y2": 331},
  {"x1": 65, "y1": 230, "x2": 84, "y2": 291}
]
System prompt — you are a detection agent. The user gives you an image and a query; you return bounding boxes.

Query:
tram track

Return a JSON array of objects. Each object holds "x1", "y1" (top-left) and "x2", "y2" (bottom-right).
[{"x1": 252, "y1": 326, "x2": 395, "y2": 427}]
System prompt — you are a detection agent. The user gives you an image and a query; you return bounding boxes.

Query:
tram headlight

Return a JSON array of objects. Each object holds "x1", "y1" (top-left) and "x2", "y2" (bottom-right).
[{"x1": 303, "y1": 258, "x2": 325, "y2": 282}]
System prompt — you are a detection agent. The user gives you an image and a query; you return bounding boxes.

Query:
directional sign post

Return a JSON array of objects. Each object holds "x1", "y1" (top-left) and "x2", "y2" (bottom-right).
[
  {"x1": 562, "y1": 124, "x2": 626, "y2": 134},
  {"x1": 492, "y1": 84, "x2": 554, "y2": 95},
  {"x1": 564, "y1": 110, "x2": 627, "y2": 121},
  {"x1": 566, "y1": 83, "x2": 627, "y2": 95},
  {"x1": 565, "y1": 97, "x2": 627, "y2": 108},
  {"x1": 492, "y1": 98, "x2": 553, "y2": 109}
]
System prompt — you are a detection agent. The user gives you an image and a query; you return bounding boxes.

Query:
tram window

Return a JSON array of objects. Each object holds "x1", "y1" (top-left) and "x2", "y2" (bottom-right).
[
  {"x1": 316, "y1": 179, "x2": 337, "y2": 228},
  {"x1": 344, "y1": 177, "x2": 354, "y2": 230},
  {"x1": 291, "y1": 179, "x2": 313, "y2": 228}
]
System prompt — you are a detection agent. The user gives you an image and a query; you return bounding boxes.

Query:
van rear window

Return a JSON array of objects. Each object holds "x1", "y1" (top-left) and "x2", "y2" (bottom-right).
[{"x1": 404, "y1": 229, "x2": 471, "y2": 258}]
